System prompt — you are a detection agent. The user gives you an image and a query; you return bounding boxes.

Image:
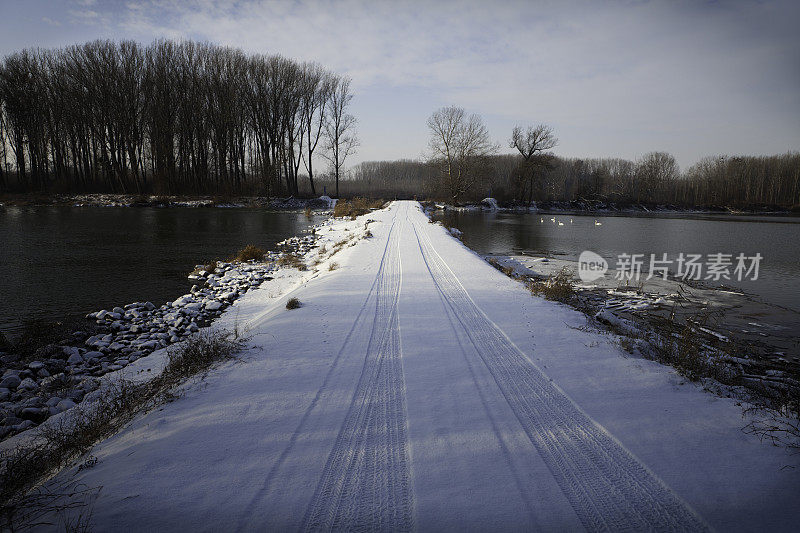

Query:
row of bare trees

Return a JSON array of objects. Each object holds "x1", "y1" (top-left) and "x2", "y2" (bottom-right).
[
  {"x1": 0, "y1": 40, "x2": 357, "y2": 196},
  {"x1": 420, "y1": 105, "x2": 799, "y2": 207}
]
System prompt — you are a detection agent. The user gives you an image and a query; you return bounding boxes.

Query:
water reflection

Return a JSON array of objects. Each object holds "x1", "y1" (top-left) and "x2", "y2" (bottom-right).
[
  {"x1": 0, "y1": 207, "x2": 323, "y2": 336},
  {"x1": 434, "y1": 211, "x2": 800, "y2": 312}
]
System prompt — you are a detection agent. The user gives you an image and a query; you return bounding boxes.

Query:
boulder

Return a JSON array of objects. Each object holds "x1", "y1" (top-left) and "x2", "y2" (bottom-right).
[
  {"x1": 19, "y1": 407, "x2": 48, "y2": 422},
  {"x1": 56, "y1": 399, "x2": 76, "y2": 412},
  {"x1": 0, "y1": 374, "x2": 21, "y2": 389},
  {"x1": 204, "y1": 301, "x2": 223, "y2": 311},
  {"x1": 18, "y1": 377, "x2": 38, "y2": 391}
]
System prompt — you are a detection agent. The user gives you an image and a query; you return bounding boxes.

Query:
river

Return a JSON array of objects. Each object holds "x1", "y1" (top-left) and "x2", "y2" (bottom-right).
[
  {"x1": 433, "y1": 210, "x2": 800, "y2": 312},
  {"x1": 0, "y1": 206, "x2": 325, "y2": 338}
]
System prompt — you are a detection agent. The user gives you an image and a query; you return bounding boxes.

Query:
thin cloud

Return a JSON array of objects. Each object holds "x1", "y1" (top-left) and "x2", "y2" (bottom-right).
[{"x1": 3, "y1": 0, "x2": 798, "y2": 167}]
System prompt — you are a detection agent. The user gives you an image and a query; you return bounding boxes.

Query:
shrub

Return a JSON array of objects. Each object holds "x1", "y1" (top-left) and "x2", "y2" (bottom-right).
[
  {"x1": 233, "y1": 244, "x2": 266, "y2": 263},
  {"x1": 304, "y1": 206, "x2": 313, "y2": 219},
  {"x1": 328, "y1": 262, "x2": 339, "y2": 271},
  {"x1": 332, "y1": 197, "x2": 385, "y2": 219},
  {"x1": 528, "y1": 267, "x2": 575, "y2": 302},
  {"x1": 286, "y1": 298, "x2": 301, "y2": 310}
]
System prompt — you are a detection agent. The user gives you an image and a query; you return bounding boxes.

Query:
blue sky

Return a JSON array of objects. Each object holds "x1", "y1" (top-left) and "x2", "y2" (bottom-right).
[{"x1": 1, "y1": 0, "x2": 798, "y2": 170}]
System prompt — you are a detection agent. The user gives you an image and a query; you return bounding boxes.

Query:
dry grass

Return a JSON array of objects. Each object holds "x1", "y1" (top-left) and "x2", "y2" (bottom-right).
[
  {"x1": 233, "y1": 244, "x2": 266, "y2": 263},
  {"x1": 528, "y1": 267, "x2": 576, "y2": 302},
  {"x1": 304, "y1": 206, "x2": 313, "y2": 219},
  {"x1": 286, "y1": 298, "x2": 301, "y2": 310},
  {"x1": 203, "y1": 261, "x2": 218, "y2": 274},
  {"x1": 332, "y1": 197, "x2": 385, "y2": 219},
  {"x1": 0, "y1": 329, "x2": 243, "y2": 530},
  {"x1": 328, "y1": 262, "x2": 339, "y2": 271},
  {"x1": 277, "y1": 253, "x2": 307, "y2": 271}
]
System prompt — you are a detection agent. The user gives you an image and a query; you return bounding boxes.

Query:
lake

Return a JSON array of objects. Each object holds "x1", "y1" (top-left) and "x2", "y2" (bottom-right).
[
  {"x1": 433, "y1": 210, "x2": 800, "y2": 313},
  {"x1": 0, "y1": 207, "x2": 325, "y2": 338}
]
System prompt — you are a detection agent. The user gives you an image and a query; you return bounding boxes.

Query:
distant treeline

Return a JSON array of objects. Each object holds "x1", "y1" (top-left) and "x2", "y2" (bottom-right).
[
  {"x1": 0, "y1": 39, "x2": 353, "y2": 196},
  {"x1": 300, "y1": 152, "x2": 800, "y2": 208}
]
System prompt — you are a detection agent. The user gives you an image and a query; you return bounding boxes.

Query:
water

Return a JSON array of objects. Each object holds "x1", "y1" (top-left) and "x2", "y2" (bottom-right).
[
  {"x1": 433, "y1": 211, "x2": 800, "y2": 312},
  {"x1": 0, "y1": 207, "x2": 325, "y2": 338}
]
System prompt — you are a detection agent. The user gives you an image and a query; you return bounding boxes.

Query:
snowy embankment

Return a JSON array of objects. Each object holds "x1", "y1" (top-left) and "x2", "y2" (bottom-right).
[{"x1": 25, "y1": 201, "x2": 800, "y2": 531}]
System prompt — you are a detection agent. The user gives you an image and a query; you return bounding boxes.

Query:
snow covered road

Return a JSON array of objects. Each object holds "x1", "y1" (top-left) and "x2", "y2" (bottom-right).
[{"x1": 43, "y1": 201, "x2": 799, "y2": 531}]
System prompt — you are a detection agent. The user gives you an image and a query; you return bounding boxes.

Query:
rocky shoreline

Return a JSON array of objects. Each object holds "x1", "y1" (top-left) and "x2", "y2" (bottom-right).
[
  {"x1": 486, "y1": 254, "x2": 800, "y2": 398},
  {"x1": 0, "y1": 229, "x2": 321, "y2": 441}
]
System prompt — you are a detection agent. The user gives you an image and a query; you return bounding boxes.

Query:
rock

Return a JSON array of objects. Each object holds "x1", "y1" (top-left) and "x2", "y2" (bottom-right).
[
  {"x1": 28, "y1": 361, "x2": 45, "y2": 371},
  {"x1": 19, "y1": 407, "x2": 47, "y2": 422},
  {"x1": 83, "y1": 390, "x2": 103, "y2": 404},
  {"x1": 67, "y1": 353, "x2": 84, "y2": 365},
  {"x1": 22, "y1": 396, "x2": 43, "y2": 407},
  {"x1": 63, "y1": 346, "x2": 81, "y2": 358},
  {"x1": 46, "y1": 396, "x2": 62, "y2": 407},
  {"x1": 56, "y1": 399, "x2": 76, "y2": 412},
  {"x1": 173, "y1": 295, "x2": 195, "y2": 307},
  {"x1": 79, "y1": 378, "x2": 100, "y2": 392},
  {"x1": 112, "y1": 306, "x2": 124, "y2": 314},
  {"x1": 0, "y1": 374, "x2": 21, "y2": 389},
  {"x1": 18, "y1": 378, "x2": 38, "y2": 391},
  {"x1": 138, "y1": 340, "x2": 158, "y2": 351},
  {"x1": 84, "y1": 350, "x2": 104, "y2": 360},
  {"x1": 144, "y1": 301, "x2": 156, "y2": 311},
  {"x1": 37, "y1": 368, "x2": 50, "y2": 378},
  {"x1": 0, "y1": 388, "x2": 9, "y2": 401},
  {"x1": 15, "y1": 420, "x2": 35, "y2": 431},
  {"x1": 2, "y1": 416, "x2": 23, "y2": 426},
  {"x1": 108, "y1": 342, "x2": 126, "y2": 351},
  {"x1": 205, "y1": 301, "x2": 223, "y2": 311}
]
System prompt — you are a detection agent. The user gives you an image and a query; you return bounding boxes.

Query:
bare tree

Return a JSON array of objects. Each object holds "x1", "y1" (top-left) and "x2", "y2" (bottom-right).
[
  {"x1": 322, "y1": 76, "x2": 358, "y2": 198},
  {"x1": 509, "y1": 124, "x2": 558, "y2": 205},
  {"x1": 634, "y1": 151, "x2": 677, "y2": 203},
  {"x1": 299, "y1": 64, "x2": 333, "y2": 196},
  {"x1": 426, "y1": 106, "x2": 497, "y2": 202}
]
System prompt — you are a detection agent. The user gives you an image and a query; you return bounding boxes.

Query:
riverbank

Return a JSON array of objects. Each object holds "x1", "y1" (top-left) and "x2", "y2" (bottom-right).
[
  {"x1": 0, "y1": 233, "x2": 321, "y2": 441},
  {"x1": 5, "y1": 201, "x2": 798, "y2": 531},
  {"x1": 425, "y1": 198, "x2": 797, "y2": 215},
  {"x1": 0, "y1": 193, "x2": 335, "y2": 209},
  {"x1": 485, "y1": 254, "x2": 800, "y2": 395}
]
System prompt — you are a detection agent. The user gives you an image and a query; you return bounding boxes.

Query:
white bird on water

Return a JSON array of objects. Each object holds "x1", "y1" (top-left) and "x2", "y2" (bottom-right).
[
  {"x1": 540, "y1": 218, "x2": 544, "y2": 223},
  {"x1": 594, "y1": 220, "x2": 602, "y2": 226},
  {"x1": 558, "y1": 221, "x2": 565, "y2": 226}
]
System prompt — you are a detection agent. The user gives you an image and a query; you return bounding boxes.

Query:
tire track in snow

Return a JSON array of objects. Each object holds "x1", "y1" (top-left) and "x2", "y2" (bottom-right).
[
  {"x1": 412, "y1": 218, "x2": 706, "y2": 532},
  {"x1": 238, "y1": 207, "x2": 403, "y2": 529},
  {"x1": 301, "y1": 204, "x2": 413, "y2": 532}
]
